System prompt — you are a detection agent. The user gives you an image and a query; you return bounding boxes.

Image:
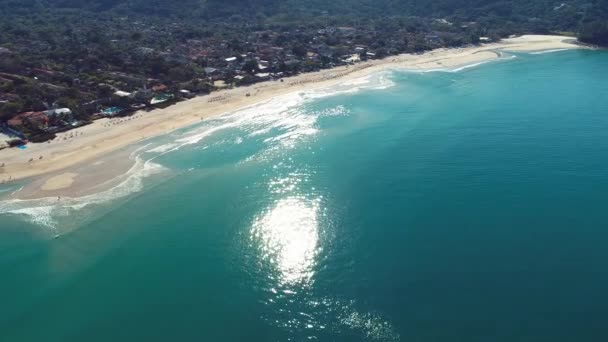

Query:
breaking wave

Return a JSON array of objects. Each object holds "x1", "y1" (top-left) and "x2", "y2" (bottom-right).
[
  {"x1": 0, "y1": 72, "x2": 393, "y2": 230},
  {"x1": 261, "y1": 295, "x2": 401, "y2": 341},
  {"x1": 0, "y1": 150, "x2": 167, "y2": 231},
  {"x1": 529, "y1": 48, "x2": 570, "y2": 55},
  {"x1": 1, "y1": 58, "x2": 499, "y2": 231}
]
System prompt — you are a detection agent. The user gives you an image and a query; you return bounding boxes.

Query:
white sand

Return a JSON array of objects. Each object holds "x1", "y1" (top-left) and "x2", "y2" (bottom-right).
[
  {"x1": 40, "y1": 172, "x2": 78, "y2": 191},
  {"x1": 0, "y1": 35, "x2": 583, "y2": 193}
]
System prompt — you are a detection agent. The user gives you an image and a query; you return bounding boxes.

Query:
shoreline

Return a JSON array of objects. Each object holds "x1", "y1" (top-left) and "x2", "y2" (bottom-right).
[{"x1": 0, "y1": 35, "x2": 583, "y2": 198}]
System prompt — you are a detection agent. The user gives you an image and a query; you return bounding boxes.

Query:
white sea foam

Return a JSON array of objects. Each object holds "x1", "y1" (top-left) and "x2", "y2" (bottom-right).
[
  {"x1": 341, "y1": 75, "x2": 373, "y2": 86},
  {"x1": 317, "y1": 105, "x2": 350, "y2": 117},
  {"x1": 450, "y1": 59, "x2": 498, "y2": 72},
  {"x1": 0, "y1": 153, "x2": 167, "y2": 230},
  {"x1": 445, "y1": 55, "x2": 516, "y2": 72},
  {"x1": 0, "y1": 69, "x2": 394, "y2": 229},
  {"x1": 165, "y1": 78, "x2": 369, "y2": 156},
  {"x1": 146, "y1": 143, "x2": 180, "y2": 153},
  {"x1": 530, "y1": 48, "x2": 569, "y2": 55},
  {"x1": 269, "y1": 297, "x2": 401, "y2": 341},
  {"x1": 398, "y1": 54, "x2": 517, "y2": 74},
  {"x1": 336, "y1": 72, "x2": 395, "y2": 91},
  {"x1": 338, "y1": 306, "x2": 400, "y2": 341}
]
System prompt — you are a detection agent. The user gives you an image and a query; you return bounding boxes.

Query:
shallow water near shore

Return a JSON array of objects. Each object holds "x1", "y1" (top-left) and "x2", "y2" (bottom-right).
[{"x1": 2, "y1": 49, "x2": 608, "y2": 341}]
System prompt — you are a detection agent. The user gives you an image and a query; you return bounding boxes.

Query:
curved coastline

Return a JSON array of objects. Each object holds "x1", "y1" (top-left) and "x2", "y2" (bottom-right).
[{"x1": 0, "y1": 35, "x2": 583, "y2": 201}]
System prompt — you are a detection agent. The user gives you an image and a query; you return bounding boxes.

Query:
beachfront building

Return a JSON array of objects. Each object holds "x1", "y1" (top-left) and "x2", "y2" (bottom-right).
[
  {"x1": 7, "y1": 111, "x2": 49, "y2": 129},
  {"x1": 204, "y1": 67, "x2": 218, "y2": 75},
  {"x1": 151, "y1": 84, "x2": 168, "y2": 93},
  {"x1": 114, "y1": 90, "x2": 133, "y2": 98},
  {"x1": 179, "y1": 89, "x2": 195, "y2": 98},
  {"x1": 101, "y1": 107, "x2": 124, "y2": 116},
  {"x1": 343, "y1": 54, "x2": 361, "y2": 63},
  {"x1": 133, "y1": 88, "x2": 154, "y2": 102},
  {"x1": 43, "y1": 108, "x2": 72, "y2": 117},
  {"x1": 150, "y1": 93, "x2": 173, "y2": 105},
  {"x1": 130, "y1": 103, "x2": 147, "y2": 110},
  {"x1": 258, "y1": 60, "x2": 270, "y2": 70}
]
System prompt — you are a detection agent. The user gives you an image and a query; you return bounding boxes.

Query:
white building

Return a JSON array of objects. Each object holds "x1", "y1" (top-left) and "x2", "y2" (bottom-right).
[
  {"x1": 114, "y1": 90, "x2": 132, "y2": 97},
  {"x1": 43, "y1": 108, "x2": 72, "y2": 116}
]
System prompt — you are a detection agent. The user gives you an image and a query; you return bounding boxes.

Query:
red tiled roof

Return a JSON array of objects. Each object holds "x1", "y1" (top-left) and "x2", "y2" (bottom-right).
[{"x1": 152, "y1": 84, "x2": 168, "y2": 92}]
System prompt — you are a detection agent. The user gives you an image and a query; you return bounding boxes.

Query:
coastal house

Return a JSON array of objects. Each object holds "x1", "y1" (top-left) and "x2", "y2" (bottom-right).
[
  {"x1": 131, "y1": 103, "x2": 147, "y2": 110},
  {"x1": 133, "y1": 88, "x2": 153, "y2": 102},
  {"x1": 179, "y1": 89, "x2": 195, "y2": 98},
  {"x1": 151, "y1": 84, "x2": 168, "y2": 93},
  {"x1": 43, "y1": 108, "x2": 72, "y2": 117},
  {"x1": 82, "y1": 99, "x2": 105, "y2": 114},
  {"x1": 150, "y1": 93, "x2": 173, "y2": 105},
  {"x1": 306, "y1": 52, "x2": 320, "y2": 61},
  {"x1": 204, "y1": 67, "x2": 218, "y2": 75},
  {"x1": 343, "y1": 54, "x2": 360, "y2": 63},
  {"x1": 8, "y1": 111, "x2": 49, "y2": 129},
  {"x1": 113, "y1": 90, "x2": 133, "y2": 98},
  {"x1": 101, "y1": 107, "x2": 124, "y2": 116}
]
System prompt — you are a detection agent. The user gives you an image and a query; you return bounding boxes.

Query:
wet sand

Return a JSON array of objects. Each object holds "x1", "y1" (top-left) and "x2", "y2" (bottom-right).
[{"x1": 0, "y1": 35, "x2": 583, "y2": 199}]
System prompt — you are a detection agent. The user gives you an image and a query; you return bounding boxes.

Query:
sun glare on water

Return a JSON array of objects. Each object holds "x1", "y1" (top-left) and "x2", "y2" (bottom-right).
[{"x1": 251, "y1": 196, "x2": 321, "y2": 287}]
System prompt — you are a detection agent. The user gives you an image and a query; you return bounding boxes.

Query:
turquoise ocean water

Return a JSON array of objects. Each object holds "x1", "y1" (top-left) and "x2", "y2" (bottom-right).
[{"x1": 1, "y1": 50, "x2": 608, "y2": 341}]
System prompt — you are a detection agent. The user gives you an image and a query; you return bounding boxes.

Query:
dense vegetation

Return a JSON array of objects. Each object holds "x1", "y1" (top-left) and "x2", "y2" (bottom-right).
[
  {"x1": 0, "y1": 0, "x2": 606, "y2": 143},
  {"x1": 3, "y1": 0, "x2": 607, "y2": 31}
]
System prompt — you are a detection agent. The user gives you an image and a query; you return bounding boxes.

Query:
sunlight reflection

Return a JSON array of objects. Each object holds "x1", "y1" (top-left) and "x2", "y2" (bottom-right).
[{"x1": 251, "y1": 196, "x2": 320, "y2": 286}]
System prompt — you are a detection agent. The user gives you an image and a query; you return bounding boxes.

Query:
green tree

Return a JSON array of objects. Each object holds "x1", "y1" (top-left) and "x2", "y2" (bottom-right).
[
  {"x1": 0, "y1": 102, "x2": 23, "y2": 121},
  {"x1": 579, "y1": 21, "x2": 608, "y2": 46}
]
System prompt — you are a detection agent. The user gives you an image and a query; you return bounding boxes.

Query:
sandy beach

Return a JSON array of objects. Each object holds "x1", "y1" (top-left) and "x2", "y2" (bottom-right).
[{"x1": 0, "y1": 35, "x2": 582, "y2": 197}]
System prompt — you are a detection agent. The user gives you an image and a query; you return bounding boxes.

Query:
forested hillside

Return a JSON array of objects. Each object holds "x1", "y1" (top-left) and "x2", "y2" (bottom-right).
[
  {"x1": 3, "y1": 0, "x2": 607, "y2": 24},
  {"x1": 2, "y1": 0, "x2": 606, "y2": 40}
]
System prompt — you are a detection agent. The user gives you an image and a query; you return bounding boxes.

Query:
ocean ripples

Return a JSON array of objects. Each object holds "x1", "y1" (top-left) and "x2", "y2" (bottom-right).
[
  {"x1": 0, "y1": 149, "x2": 167, "y2": 232},
  {"x1": 251, "y1": 196, "x2": 321, "y2": 286},
  {"x1": 260, "y1": 294, "x2": 401, "y2": 341},
  {"x1": 0, "y1": 70, "x2": 392, "y2": 230}
]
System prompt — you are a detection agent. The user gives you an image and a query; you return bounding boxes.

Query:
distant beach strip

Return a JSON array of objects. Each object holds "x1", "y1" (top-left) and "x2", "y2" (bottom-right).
[{"x1": 0, "y1": 35, "x2": 583, "y2": 198}]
